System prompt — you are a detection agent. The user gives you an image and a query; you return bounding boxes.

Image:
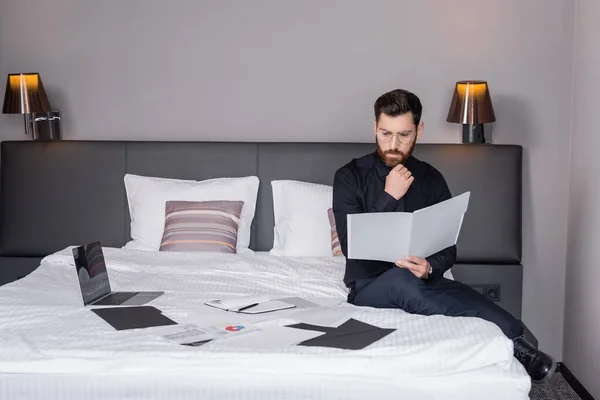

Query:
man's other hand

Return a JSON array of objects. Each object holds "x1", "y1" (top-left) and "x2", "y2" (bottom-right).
[
  {"x1": 385, "y1": 164, "x2": 414, "y2": 200},
  {"x1": 395, "y1": 256, "x2": 430, "y2": 279}
]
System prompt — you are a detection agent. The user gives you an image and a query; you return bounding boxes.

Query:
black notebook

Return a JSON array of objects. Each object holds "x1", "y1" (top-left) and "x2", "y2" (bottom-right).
[{"x1": 91, "y1": 305, "x2": 177, "y2": 330}]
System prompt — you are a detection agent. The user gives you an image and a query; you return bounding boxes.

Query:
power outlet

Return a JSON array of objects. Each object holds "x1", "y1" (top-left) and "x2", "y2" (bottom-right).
[{"x1": 470, "y1": 284, "x2": 501, "y2": 302}]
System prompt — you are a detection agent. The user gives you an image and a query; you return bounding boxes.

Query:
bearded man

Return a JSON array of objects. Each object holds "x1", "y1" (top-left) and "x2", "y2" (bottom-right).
[{"x1": 331, "y1": 88, "x2": 556, "y2": 384}]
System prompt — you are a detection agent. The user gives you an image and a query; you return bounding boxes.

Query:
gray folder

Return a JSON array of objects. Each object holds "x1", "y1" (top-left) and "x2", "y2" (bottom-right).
[{"x1": 347, "y1": 192, "x2": 470, "y2": 263}]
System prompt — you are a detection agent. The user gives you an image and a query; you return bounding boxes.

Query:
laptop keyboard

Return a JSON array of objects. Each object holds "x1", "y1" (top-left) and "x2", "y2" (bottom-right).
[{"x1": 94, "y1": 292, "x2": 139, "y2": 305}]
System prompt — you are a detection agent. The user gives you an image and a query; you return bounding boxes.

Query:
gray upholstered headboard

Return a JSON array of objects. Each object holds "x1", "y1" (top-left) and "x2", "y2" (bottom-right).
[{"x1": 0, "y1": 141, "x2": 523, "y2": 317}]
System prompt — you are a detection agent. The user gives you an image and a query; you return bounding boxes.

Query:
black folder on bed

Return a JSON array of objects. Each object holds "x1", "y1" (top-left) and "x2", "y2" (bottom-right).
[
  {"x1": 288, "y1": 318, "x2": 395, "y2": 350},
  {"x1": 91, "y1": 305, "x2": 177, "y2": 330}
]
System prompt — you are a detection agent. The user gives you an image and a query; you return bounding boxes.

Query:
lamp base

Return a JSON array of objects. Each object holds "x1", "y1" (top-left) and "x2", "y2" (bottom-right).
[
  {"x1": 24, "y1": 113, "x2": 34, "y2": 137},
  {"x1": 462, "y1": 124, "x2": 486, "y2": 143},
  {"x1": 24, "y1": 111, "x2": 62, "y2": 140}
]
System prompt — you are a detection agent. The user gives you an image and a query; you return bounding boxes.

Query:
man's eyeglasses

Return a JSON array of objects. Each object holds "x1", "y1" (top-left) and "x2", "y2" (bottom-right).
[{"x1": 376, "y1": 130, "x2": 415, "y2": 144}]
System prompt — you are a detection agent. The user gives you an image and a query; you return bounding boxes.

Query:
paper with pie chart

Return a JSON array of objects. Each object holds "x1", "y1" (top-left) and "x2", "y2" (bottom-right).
[
  {"x1": 214, "y1": 325, "x2": 325, "y2": 350},
  {"x1": 159, "y1": 322, "x2": 257, "y2": 346}
]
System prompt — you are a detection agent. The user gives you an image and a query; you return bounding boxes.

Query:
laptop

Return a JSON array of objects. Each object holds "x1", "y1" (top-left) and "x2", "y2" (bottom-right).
[{"x1": 73, "y1": 241, "x2": 164, "y2": 306}]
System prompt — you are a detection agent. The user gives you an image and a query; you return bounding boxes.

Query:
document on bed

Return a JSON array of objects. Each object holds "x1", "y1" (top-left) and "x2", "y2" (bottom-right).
[
  {"x1": 216, "y1": 326, "x2": 325, "y2": 350},
  {"x1": 347, "y1": 192, "x2": 470, "y2": 263},
  {"x1": 289, "y1": 306, "x2": 358, "y2": 327},
  {"x1": 156, "y1": 322, "x2": 259, "y2": 346}
]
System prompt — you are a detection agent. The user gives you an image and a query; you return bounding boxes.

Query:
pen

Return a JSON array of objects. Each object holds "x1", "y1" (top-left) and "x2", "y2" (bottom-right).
[{"x1": 236, "y1": 303, "x2": 259, "y2": 312}]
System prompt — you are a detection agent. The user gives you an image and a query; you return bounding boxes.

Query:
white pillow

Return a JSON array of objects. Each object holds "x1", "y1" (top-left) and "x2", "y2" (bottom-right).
[
  {"x1": 123, "y1": 174, "x2": 259, "y2": 254},
  {"x1": 270, "y1": 180, "x2": 333, "y2": 257}
]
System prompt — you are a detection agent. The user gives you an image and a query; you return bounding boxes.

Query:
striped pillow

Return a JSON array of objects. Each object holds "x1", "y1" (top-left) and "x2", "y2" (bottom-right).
[
  {"x1": 327, "y1": 208, "x2": 343, "y2": 257},
  {"x1": 159, "y1": 200, "x2": 244, "y2": 253}
]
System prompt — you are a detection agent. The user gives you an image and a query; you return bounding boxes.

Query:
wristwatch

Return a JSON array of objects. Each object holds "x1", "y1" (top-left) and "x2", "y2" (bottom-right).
[{"x1": 425, "y1": 264, "x2": 433, "y2": 279}]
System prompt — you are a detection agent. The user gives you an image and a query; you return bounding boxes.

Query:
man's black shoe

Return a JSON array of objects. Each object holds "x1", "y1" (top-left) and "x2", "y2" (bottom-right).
[{"x1": 513, "y1": 336, "x2": 556, "y2": 384}]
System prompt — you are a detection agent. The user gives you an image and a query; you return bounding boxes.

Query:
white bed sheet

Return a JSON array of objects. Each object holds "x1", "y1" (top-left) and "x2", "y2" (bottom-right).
[
  {"x1": 0, "y1": 247, "x2": 530, "y2": 399},
  {"x1": 256, "y1": 250, "x2": 456, "y2": 280}
]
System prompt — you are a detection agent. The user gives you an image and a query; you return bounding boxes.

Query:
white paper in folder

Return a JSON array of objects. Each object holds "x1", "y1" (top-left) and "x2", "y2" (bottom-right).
[{"x1": 347, "y1": 192, "x2": 470, "y2": 263}]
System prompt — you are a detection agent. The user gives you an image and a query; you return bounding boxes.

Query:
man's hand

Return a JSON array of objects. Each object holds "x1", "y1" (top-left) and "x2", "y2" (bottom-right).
[
  {"x1": 385, "y1": 164, "x2": 414, "y2": 200},
  {"x1": 395, "y1": 256, "x2": 431, "y2": 279}
]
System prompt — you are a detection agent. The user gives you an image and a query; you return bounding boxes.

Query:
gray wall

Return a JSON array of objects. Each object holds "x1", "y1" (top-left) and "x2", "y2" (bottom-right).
[
  {"x1": 564, "y1": 0, "x2": 600, "y2": 397},
  {"x1": 0, "y1": 0, "x2": 575, "y2": 359}
]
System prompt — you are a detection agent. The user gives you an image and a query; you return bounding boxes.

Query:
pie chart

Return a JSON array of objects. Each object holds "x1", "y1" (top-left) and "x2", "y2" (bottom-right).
[{"x1": 225, "y1": 325, "x2": 245, "y2": 332}]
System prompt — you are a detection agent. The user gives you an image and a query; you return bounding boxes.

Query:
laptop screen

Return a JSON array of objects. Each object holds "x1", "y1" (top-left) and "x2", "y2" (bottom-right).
[{"x1": 73, "y1": 241, "x2": 112, "y2": 305}]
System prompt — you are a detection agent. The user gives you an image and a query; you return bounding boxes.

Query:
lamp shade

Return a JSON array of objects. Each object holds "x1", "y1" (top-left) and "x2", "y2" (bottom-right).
[
  {"x1": 446, "y1": 80, "x2": 495, "y2": 124},
  {"x1": 2, "y1": 73, "x2": 51, "y2": 114}
]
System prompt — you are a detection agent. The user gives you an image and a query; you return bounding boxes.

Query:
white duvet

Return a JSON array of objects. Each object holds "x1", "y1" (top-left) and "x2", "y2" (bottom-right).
[{"x1": 0, "y1": 247, "x2": 531, "y2": 399}]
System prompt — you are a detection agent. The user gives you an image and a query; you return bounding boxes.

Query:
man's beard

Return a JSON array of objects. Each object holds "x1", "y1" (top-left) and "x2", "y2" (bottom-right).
[{"x1": 376, "y1": 139, "x2": 416, "y2": 168}]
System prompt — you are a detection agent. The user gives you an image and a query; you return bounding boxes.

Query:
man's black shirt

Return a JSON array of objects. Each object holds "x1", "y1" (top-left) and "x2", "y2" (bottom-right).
[{"x1": 332, "y1": 151, "x2": 456, "y2": 302}]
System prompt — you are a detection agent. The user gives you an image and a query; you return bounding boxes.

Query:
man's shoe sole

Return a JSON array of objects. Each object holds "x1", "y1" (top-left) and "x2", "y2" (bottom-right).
[{"x1": 532, "y1": 358, "x2": 557, "y2": 385}]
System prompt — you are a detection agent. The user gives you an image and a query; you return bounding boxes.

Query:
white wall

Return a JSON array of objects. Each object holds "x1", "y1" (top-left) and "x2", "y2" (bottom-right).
[
  {"x1": 564, "y1": 0, "x2": 600, "y2": 397},
  {"x1": 0, "y1": 0, "x2": 575, "y2": 358}
]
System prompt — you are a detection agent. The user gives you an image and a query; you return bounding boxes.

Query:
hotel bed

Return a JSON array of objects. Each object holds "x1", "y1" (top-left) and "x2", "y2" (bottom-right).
[{"x1": 0, "y1": 141, "x2": 530, "y2": 399}]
